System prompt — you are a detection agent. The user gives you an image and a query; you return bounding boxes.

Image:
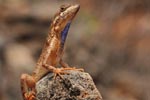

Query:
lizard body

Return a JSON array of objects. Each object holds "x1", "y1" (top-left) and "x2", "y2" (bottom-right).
[{"x1": 20, "y1": 4, "x2": 81, "y2": 100}]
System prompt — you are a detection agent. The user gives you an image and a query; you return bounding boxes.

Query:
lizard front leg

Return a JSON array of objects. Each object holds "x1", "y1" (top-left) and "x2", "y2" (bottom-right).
[{"x1": 20, "y1": 74, "x2": 36, "y2": 100}]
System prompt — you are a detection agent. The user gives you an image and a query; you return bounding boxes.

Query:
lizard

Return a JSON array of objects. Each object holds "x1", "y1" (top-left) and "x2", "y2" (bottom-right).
[{"x1": 20, "y1": 4, "x2": 83, "y2": 100}]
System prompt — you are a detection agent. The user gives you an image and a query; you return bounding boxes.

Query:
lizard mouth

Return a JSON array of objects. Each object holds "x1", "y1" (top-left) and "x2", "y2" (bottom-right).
[
  {"x1": 73, "y1": 4, "x2": 80, "y2": 13},
  {"x1": 68, "y1": 4, "x2": 80, "y2": 20}
]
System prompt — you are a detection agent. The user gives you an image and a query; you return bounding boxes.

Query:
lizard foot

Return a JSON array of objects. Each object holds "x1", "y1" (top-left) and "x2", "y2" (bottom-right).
[
  {"x1": 61, "y1": 67, "x2": 84, "y2": 72},
  {"x1": 24, "y1": 91, "x2": 36, "y2": 100},
  {"x1": 53, "y1": 68, "x2": 69, "y2": 79},
  {"x1": 53, "y1": 67, "x2": 84, "y2": 79}
]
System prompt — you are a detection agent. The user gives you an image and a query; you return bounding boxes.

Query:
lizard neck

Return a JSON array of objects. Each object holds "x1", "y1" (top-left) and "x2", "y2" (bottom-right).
[{"x1": 60, "y1": 22, "x2": 71, "y2": 51}]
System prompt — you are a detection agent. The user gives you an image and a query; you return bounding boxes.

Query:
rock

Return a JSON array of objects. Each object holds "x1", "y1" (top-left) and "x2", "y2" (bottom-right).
[{"x1": 36, "y1": 70, "x2": 102, "y2": 100}]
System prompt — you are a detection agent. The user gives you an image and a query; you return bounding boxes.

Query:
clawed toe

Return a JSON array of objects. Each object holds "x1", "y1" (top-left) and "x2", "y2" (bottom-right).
[
  {"x1": 24, "y1": 91, "x2": 36, "y2": 100},
  {"x1": 53, "y1": 68, "x2": 69, "y2": 79},
  {"x1": 29, "y1": 95, "x2": 36, "y2": 100},
  {"x1": 53, "y1": 67, "x2": 84, "y2": 79},
  {"x1": 61, "y1": 67, "x2": 84, "y2": 72},
  {"x1": 71, "y1": 67, "x2": 84, "y2": 72}
]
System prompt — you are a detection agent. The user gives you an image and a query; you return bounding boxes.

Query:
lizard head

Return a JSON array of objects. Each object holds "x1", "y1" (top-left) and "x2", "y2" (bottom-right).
[
  {"x1": 52, "y1": 4, "x2": 80, "y2": 31},
  {"x1": 51, "y1": 4, "x2": 80, "y2": 46}
]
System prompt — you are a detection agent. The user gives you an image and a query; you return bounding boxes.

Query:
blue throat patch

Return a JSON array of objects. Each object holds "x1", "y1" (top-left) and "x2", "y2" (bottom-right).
[{"x1": 61, "y1": 22, "x2": 71, "y2": 47}]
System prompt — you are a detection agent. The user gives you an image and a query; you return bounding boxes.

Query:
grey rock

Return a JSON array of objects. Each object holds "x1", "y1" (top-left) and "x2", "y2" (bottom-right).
[{"x1": 36, "y1": 70, "x2": 102, "y2": 100}]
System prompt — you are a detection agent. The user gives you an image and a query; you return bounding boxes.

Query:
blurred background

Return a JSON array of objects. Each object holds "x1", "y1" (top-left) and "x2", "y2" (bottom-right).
[{"x1": 0, "y1": 0, "x2": 150, "y2": 100}]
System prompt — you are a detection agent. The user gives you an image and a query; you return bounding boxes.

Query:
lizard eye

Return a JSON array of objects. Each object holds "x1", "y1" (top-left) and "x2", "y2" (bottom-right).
[
  {"x1": 60, "y1": 6, "x2": 66, "y2": 12},
  {"x1": 60, "y1": 4, "x2": 71, "y2": 12}
]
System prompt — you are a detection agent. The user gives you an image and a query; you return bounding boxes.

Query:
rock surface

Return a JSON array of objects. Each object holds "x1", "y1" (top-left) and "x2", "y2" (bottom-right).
[{"x1": 36, "y1": 70, "x2": 102, "y2": 100}]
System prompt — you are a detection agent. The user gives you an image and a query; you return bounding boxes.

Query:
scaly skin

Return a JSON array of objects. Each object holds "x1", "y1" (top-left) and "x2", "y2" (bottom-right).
[{"x1": 20, "y1": 4, "x2": 83, "y2": 100}]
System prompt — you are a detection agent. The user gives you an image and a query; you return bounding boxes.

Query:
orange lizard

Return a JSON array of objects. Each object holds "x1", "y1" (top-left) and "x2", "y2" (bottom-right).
[{"x1": 20, "y1": 4, "x2": 83, "y2": 100}]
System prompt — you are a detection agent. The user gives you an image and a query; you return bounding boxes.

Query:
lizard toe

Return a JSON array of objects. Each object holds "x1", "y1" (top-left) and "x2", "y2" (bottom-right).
[{"x1": 24, "y1": 91, "x2": 36, "y2": 100}]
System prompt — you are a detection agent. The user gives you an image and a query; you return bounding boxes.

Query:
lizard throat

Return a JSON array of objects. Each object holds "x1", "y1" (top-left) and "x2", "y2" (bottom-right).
[{"x1": 61, "y1": 22, "x2": 71, "y2": 47}]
